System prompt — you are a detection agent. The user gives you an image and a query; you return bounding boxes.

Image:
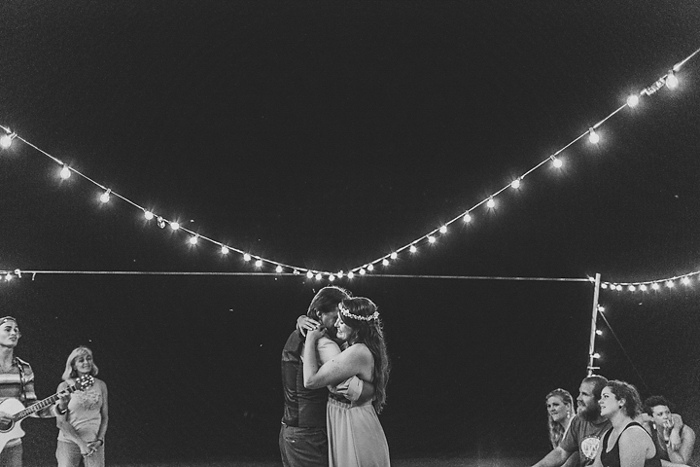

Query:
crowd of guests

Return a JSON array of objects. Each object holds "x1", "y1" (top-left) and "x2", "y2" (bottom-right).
[
  {"x1": 0, "y1": 316, "x2": 108, "y2": 467},
  {"x1": 535, "y1": 375, "x2": 695, "y2": 467}
]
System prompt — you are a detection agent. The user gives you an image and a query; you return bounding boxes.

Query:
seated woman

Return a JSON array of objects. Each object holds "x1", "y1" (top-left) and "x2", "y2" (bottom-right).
[
  {"x1": 545, "y1": 388, "x2": 578, "y2": 467},
  {"x1": 642, "y1": 396, "x2": 695, "y2": 467},
  {"x1": 593, "y1": 380, "x2": 659, "y2": 467},
  {"x1": 302, "y1": 297, "x2": 390, "y2": 467}
]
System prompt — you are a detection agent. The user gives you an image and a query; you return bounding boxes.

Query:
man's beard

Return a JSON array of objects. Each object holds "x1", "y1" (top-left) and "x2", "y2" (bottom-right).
[{"x1": 578, "y1": 403, "x2": 601, "y2": 421}]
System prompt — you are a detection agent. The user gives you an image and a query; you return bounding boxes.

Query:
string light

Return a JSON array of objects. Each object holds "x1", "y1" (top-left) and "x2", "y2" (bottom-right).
[
  {"x1": 306, "y1": 271, "x2": 313, "y2": 279},
  {"x1": 382, "y1": 259, "x2": 389, "y2": 267},
  {"x1": 99, "y1": 189, "x2": 111, "y2": 204},
  {"x1": 666, "y1": 70, "x2": 679, "y2": 89},
  {"x1": 188, "y1": 235, "x2": 198, "y2": 245},
  {"x1": 59, "y1": 165, "x2": 71, "y2": 179},
  {"x1": 315, "y1": 272, "x2": 322, "y2": 280},
  {"x1": 276, "y1": 265, "x2": 283, "y2": 273},
  {"x1": 254, "y1": 259, "x2": 263, "y2": 268},
  {"x1": 243, "y1": 253, "x2": 251, "y2": 262},
  {"x1": 0, "y1": 133, "x2": 13, "y2": 149},
  {"x1": 2, "y1": 45, "x2": 698, "y2": 282},
  {"x1": 605, "y1": 271, "x2": 700, "y2": 293},
  {"x1": 588, "y1": 128, "x2": 600, "y2": 144}
]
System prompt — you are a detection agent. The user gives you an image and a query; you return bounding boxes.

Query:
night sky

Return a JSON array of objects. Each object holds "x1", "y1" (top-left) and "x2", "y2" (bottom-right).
[{"x1": 1, "y1": 1, "x2": 700, "y2": 464}]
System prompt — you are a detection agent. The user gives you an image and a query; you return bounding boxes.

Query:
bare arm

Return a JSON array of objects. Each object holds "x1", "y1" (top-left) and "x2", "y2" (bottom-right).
[
  {"x1": 619, "y1": 426, "x2": 653, "y2": 467},
  {"x1": 667, "y1": 425, "x2": 694, "y2": 465},
  {"x1": 531, "y1": 446, "x2": 571, "y2": 467},
  {"x1": 303, "y1": 330, "x2": 370, "y2": 389}
]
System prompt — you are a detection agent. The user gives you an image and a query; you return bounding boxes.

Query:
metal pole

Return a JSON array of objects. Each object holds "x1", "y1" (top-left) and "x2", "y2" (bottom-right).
[{"x1": 587, "y1": 273, "x2": 601, "y2": 376}]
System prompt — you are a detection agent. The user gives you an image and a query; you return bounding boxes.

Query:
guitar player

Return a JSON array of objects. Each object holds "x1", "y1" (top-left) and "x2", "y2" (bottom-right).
[{"x1": 0, "y1": 316, "x2": 56, "y2": 467}]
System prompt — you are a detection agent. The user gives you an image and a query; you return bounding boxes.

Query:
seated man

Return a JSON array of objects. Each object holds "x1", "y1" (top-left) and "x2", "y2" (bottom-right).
[{"x1": 642, "y1": 395, "x2": 695, "y2": 467}]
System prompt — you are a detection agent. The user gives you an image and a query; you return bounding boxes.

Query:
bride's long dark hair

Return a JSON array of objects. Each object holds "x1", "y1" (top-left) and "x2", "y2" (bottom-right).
[{"x1": 340, "y1": 297, "x2": 390, "y2": 413}]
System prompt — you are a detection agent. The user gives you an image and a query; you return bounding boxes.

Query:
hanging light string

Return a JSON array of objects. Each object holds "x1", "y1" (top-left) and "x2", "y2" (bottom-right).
[
  {"x1": 1, "y1": 45, "x2": 699, "y2": 280},
  {"x1": 601, "y1": 269, "x2": 700, "y2": 293},
  {"x1": 0, "y1": 268, "x2": 591, "y2": 282}
]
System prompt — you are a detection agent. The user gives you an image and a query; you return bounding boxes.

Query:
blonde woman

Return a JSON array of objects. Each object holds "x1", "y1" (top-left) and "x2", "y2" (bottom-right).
[
  {"x1": 547, "y1": 388, "x2": 575, "y2": 448},
  {"x1": 55, "y1": 347, "x2": 108, "y2": 467}
]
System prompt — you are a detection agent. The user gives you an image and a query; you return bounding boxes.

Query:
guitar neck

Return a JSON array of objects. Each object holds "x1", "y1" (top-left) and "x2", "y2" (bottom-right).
[{"x1": 13, "y1": 385, "x2": 77, "y2": 421}]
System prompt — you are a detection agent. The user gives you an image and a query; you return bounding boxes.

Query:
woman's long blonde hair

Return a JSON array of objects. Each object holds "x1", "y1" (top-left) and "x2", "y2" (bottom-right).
[
  {"x1": 62, "y1": 346, "x2": 99, "y2": 381},
  {"x1": 546, "y1": 388, "x2": 573, "y2": 448}
]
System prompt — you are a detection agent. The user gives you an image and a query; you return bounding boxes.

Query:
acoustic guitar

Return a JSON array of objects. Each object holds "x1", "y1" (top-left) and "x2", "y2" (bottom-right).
[{"x1": 0, "y1": 374, "x2": 94, "y2": 453}]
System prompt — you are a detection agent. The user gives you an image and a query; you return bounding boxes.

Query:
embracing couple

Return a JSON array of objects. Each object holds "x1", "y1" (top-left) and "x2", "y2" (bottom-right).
[{"x1": 279, "y1": 286, "x2": 391, "y2": 467}]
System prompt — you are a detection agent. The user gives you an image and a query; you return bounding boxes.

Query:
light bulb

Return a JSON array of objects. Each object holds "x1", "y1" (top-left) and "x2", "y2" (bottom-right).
[
  {"x1": 144, "y1": 210, "x2": 154, "y2": 220},
  {"x1": 359, "y1": 269, "x2": 366, "y2": 275},
  {"x1": 639, "y1": 284, "x2": 647, "y2": 291},
  {"x1": 552, "y1": 157, "x2": 563, "y2": 168},
  {"x1": 596, "y1": 329, "x2": 603, "y2": 336},
  {"x1": 221, "y1": 246, "x2": 230, "y2": 255},
  {"x1": 99, "y1": 189, "x2": 111, "y2": 203},
  {"x1": 60, "y1": 165, "x2": 71, "y2": 179},
  {"x1": 409, "y1": 245, "x2": 417, "y2": 253},
  {"x1": 681, "y1": 277, "x2": 690, "y2": 285},
  {"x1": 315, "y1": 273, "x2": 322, "y2": 280},
  {"x1": 510, "y1": 179, "x2": 521, "y2": 189},
  {"x1": 367, "y1": 264, "x2": 374, "y2": 271},
  {"x1": 170, "y1": 222, "x2": 180, "y2": 231},
  {"x1": 463, "y1": 213, "x2": 472, "y2": 223},
  {"x1": 0, "y1": 134, "x2": 12, "y2": 149},
  {"x1": 348, "y1": 271, "x2": 355, "y2": 279},
  {"x1": 337, "y1": 271, "x2": 344, "y2": 278},
  {"x1": 306, "y1": 271, "x2": 313, "y2": 278},
  {"x1": 329, "y1": 274, "x2": 335, "y2": 282},
  {"x1": 255, "y1": 259, "x2": 263, "y2": 268},
  {"x1": 628, "y1": 285, "x2": 635, "y2": 291},
  {"x1": 592, "y1": 352, "x2": 601, "y2": 359},
  {"x1": 390, "y1": 252, "x2": 398, "y2": 260},
  {"x1": 666, "y1": 71, "x2": 678, "y2": 90},
  {"x1": 666, "y1": 280, "x2": 674, "y2": 288},
  {"x1": 486, "y1": 198, "x2": 496, "y2": 209},
  {"x1": 588, "y1": 128, "x2": 600, "y2": 144},
  {"x1": 428, "y1": 235, "x2": 436, "y2": 243},
  {"x1": 439, "y1": 225, "x2": 447, "y2": 234},
  {"x1": 275, "y1": 265, "x2": 283, "y2": 273},
  {"x1": 243, "y1": 253, "x2": 251, "y2": 262},
  {"x1": 626, "y1": 94, "x2": 639, "y2": 108},
  {"x1": 382, "y1": 259, "x2": 389, "y2": 266},
  {"x1": 189, "y1": 236, "x2": 198, "y2": 245},
  {"x1": 651, "y1": 283, "x2": 660, "y2": 290}
]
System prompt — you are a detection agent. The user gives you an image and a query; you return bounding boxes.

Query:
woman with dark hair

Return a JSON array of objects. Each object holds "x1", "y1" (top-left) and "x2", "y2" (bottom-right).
[
  {"x1": 593, "y1": 380, "x2": 660, "y2": 467},
  {"x1": 55, "y1": 346, "x2": 109, "y2": 467},
  {"x1": 303, "y1": 297, "x2": 390, "y2": 466},
  {"x1": 642, "y1": 396, "x2": 695, "y2": 467}
]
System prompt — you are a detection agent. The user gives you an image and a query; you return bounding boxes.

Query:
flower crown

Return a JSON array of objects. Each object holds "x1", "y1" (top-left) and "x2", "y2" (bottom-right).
[{"x1": 339, "y1": 303, "x2": 379, "y2": 322}]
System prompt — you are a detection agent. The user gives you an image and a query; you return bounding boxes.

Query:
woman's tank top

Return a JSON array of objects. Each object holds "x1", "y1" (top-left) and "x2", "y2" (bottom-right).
[{"x1": 600, "y1": 421, "x2": 661, "y2": 467}]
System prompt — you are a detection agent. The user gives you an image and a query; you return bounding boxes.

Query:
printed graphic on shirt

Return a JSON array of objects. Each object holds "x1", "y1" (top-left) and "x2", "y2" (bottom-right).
[{"x1": 580, "y1": 435, "x2": 602, "y2": 464}]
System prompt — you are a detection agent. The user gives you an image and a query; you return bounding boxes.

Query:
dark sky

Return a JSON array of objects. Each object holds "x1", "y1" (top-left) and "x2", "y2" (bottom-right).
[{"x1": 1, "y1": 1, "x2": 700, "y2": 464}]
